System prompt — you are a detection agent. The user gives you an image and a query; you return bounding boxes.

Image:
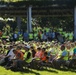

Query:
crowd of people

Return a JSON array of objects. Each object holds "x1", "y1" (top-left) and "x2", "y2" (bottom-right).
[
  {"x1": 0, "y1": 25, "x2": 73, "y2": 44},
  {"x1": 0, "y1": 39, "x2": 76, "y2": 71},
  {"x1": 0, "y1": 25, "x2": 75, "y2": 71}
]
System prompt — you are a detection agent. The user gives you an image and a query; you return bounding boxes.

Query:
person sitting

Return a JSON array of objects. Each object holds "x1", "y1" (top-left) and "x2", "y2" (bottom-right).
[
  {"x1": 12, "y1": 45, "x2": 32, "y2": 70},
  {"x1": 0, "y1": 46, "x2": 15, "y2": 66},
  {"x1": 69, "y1": 43, "x2": 76, "y2": 68},
  {"x1": 55, "y1": 45, "x2": 69, "y2": 69},
  {"x1": 5, "y1": 49, "x2": 24, "y2": 69}
]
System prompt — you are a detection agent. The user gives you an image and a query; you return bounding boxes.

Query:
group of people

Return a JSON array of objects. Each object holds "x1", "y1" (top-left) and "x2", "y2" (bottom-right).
[
  {"x1": 0, "y1": 28, "x2": 55, "y2": 41},
  {"x1": 0, "y1": 24, "x2": 70, "y2": 43},
  {"x1": 0, "y1": 40, "x2": 76, "y2": 71},
  {"x1": 0, "y1": 25, "x2": 75, "y2": 71}
]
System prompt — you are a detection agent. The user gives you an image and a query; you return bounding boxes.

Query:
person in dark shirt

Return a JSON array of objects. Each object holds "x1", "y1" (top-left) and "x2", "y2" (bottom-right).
[{"x1": 30, "y1": 46, "x2": 36, "y2": 58}]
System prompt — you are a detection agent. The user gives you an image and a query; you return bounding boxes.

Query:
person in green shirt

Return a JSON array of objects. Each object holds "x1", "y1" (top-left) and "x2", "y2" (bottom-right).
[
  {"x1": 69, "y1": 43, "x2": 76, "y2": 68},
  {"x1": 56, "y1": 45, "x2": 69, "y2": 69},
  {"x1": 29, "y1": 32, "x2": 33, "y2": 41}
]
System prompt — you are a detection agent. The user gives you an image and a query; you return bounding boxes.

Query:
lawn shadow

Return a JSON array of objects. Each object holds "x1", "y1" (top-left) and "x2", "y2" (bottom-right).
[
  {"x1": 11, "y1": 68, "x2": 40, "y2": 75},
  {"x1": 68, "y1": 69, "x2": 76, "y2": 73},
  {"x1": 37, "y1": 68, "x2": 58, "y2": 74},
  {"x1": 10, "y1": 67, "x2": 58, "y2": 75},
  {"x1": 21, "y1": 69, "x2": 40, "y2": 75},
  {"x1": 57, "y1": 68, "x2": 76, "y2": 73},
  {"x1": 57, "y1": 68, "x2": 69, "y2": 71}
]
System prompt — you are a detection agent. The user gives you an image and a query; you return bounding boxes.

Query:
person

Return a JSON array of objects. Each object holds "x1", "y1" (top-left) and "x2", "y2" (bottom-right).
[
  {"x1": 41, "y1": 31, "x2": 47, "y2": 42},
  {"x1": 0, "y1": 45, "x2": 6, "y2": 65},
  {"x1": 57, "y1": 34, "x2": 64, "y2": 44},
  {"x1": 18, "y1": 34, "x2": 23, "y2": 41},
  {"x1": 48, "y1": 30, "x2": 53, "y2": 41},
  {"x1": 0, "y1": 45, "x2": 15, "y2": 65},
  {"x1": 30, "y1": 46, "x2": 36, "y2": 58},
  {"x1": 0, "y1": 30, "x2": 2, "y2": 37},
  {"x1": 52, "y1": 31, "x2": 55, "y2": 40},
  {"x1": 56, "y1": 45, "x2": 69, "y2": 69},
  {"x1": 69, "y1": 43, "x2": 76, "y2": 68},
  {"x1": 14, "y1": 45, "x2": 32, "y2": 70},
  {"x1": 23, "y1": 31, "x2": 29, "y2": 42},
  {"x1": 34, "y1": 47, "x2": 42, "y2": 60},
  {"x1": 23, "y1": 45, "x2": 32, "y2": 64},
  {"x1": 66, "y1": 44, "x2": 73, "y2": 60},
  {"x1": 41, "y1": 52, "x2": 48, "y2": 62},
  {"x1": 37, "y1": 30, "x2": 42, "y2": 41},
  {"x1": 5, "y1": 49, "x2": 24, "y2": 69},
  {"x1": 29, "y1": 32, "x2": 33, "y2": 41},
  {"x1": 36, "y1": 51, "x2": 48, "y2": 69},
  {"x1": 13, "y1": 32, "x2": 18, "y2": 41}
]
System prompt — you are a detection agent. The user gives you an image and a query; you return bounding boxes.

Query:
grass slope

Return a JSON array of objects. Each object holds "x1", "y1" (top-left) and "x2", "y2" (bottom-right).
[{"x1": 0, "y1": 66, "x2": 76, "y2": 75}]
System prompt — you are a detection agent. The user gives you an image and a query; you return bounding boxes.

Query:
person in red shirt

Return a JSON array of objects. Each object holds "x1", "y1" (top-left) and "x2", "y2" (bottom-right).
[
  {"x1": 0, "y1": 30, "x2": 2, "y2": 37},
  {"x1": 35, "y1": 47, "x2": 42, "y2": 59},
  {"x1": 13, "y1": 50, "x2": 24, "y2": 60},
  {"x1": 41, "y1": 52, "x2": 48, "y2": 62}
]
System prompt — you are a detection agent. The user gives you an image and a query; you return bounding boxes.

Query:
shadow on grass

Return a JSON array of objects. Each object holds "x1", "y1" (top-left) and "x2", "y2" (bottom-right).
[
  {"x1": 56, "y1": 68, "x2": 76, "y2": 73},
  {"x1": 36, "y1": 68, "x2": 58, "y2": 74},
  {"x1": 11, "y1": 68, "x2": 40, "y2": 75},
  {"x1": 69, "y1": 69, "x2": 76, "y2": 73},
  {"x1": 21, "y1": 69, "x2": 40, "y2": 75},
  {"x1": 10, "y1": 67, "x2": 58, "y2": 75}
]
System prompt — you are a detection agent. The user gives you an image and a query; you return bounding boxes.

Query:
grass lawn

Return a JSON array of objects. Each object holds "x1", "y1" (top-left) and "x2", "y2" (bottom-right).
[{"x1": 0, "y1": 66, "x2": 76, "y2": 75}]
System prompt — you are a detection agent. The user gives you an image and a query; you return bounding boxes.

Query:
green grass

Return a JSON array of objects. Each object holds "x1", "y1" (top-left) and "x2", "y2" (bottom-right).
[{"x1": 0, "y1": 66, "x2": 76, "y2": 75}]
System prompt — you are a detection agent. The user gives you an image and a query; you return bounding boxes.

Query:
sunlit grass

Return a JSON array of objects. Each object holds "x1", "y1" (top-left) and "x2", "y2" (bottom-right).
[{"x1": 0, "y1": 66, "x2": 76, "y2": 75}]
